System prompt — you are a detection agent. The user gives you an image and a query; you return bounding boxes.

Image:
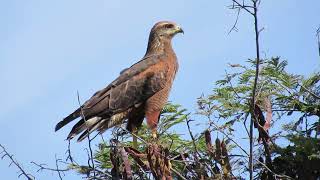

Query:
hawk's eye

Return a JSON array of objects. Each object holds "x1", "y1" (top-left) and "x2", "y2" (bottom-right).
[{"x1": 164, "y1": 24, "x2": 174, "y2": 29}]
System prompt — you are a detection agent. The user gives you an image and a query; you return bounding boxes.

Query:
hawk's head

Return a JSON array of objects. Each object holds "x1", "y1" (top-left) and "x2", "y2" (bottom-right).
[{"x1": 151, "y1": 21, "x2": 184, "y2": 39}]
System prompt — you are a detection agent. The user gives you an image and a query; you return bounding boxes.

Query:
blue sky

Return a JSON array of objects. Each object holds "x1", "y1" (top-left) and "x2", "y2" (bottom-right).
[{"x1": 1, "y1": 0, "x2": 319, "y2": 179}]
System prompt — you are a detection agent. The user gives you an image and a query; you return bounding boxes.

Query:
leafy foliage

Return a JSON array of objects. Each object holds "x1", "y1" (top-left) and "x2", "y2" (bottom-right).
[{"x1": 198, "y1": 57, "x2": 320, "y2": 179}]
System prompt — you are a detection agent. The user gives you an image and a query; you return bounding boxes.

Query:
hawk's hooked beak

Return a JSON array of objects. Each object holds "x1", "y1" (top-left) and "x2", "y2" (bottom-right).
[{"x1": 175, "y1": 26, "x2": 184, "y2": 34}]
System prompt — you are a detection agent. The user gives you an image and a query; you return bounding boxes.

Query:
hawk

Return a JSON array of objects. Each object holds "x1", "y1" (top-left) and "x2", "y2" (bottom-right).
[{"x1": 55, "y1": 21, "x2": 183, "y2": 141}]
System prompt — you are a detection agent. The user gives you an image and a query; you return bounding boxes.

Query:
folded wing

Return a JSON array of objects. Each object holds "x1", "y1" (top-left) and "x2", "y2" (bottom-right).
[{"x1": 55, "y1": 54, "x2": 168, "y2": 140}]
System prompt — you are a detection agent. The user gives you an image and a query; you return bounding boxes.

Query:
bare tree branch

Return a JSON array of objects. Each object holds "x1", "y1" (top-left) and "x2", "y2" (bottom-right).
[
  {"x1": 256, "y1": 160, "x2": 294, "y2": 180},
  {"x1": 0, "y1": 144, "x2": 34, "y2": 180},
  {"x1": 229, "y1": 1, "x2": 263, "y2": 179},
  {"x1": 77, "y1": 91, "x2": 96, "y2": 179},
  {"x1": 65, "y1": 140, "x2": 78, "y2": 165},
  {"x1": 228, "y1": 7, "x2": 241, "y2": 34},
  {"x1": 317, "y1": 25, "x2": 320, "y2": 56},
  {"x1": 249, "y1": 1, "x2": 261, "y2": 178},
  {"x1": 31, "y1": 161, "x2": 69, "y2": 173},
  {"x1": 230, "y1": 0, "x2": 254, "y2": 15},
  {"x1": 55, "y1": 155, "x2": 64, "y2": 180},
  {"x1": 171, "y1": 168, "x2": 187, "y2": 180}
]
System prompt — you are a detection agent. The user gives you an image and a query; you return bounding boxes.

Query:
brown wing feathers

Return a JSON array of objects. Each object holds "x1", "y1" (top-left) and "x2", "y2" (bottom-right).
[{"x1": 55, "y1": 56, "x2": 165, "y2": 141}]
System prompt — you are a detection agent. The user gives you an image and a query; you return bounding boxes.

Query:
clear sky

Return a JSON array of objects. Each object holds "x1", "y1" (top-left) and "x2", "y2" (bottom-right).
[{"x1": 1, "y1": 0, "x2": 319, "y2": 179}]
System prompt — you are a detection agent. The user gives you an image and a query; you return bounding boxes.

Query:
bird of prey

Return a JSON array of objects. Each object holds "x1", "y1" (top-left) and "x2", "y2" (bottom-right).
[{"x1": 55, "y1": 21, "x2": 183, "y2": 141}]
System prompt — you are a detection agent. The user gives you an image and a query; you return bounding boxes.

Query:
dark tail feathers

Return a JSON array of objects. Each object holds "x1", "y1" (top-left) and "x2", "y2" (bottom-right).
[{"x1": 55, "y1": 108, "x2": 81, "y2": 131}]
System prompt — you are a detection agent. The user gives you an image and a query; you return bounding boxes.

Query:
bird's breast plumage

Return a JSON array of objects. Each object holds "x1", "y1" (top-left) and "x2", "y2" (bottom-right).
[{"x1": 145, "y1": 51, "x2": 179, "y2": 113}]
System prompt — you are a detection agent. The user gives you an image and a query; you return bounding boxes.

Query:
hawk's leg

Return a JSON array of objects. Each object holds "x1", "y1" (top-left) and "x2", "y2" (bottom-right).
[
  {"x1": 146, "y1": 111, "x2": 160, "y2": 139},
  {"x1": 151, "y1": 129, "x2": 157, "y2": 139},
  {"x1": 132, "y1": 126, "x2": 138, "y2": 149}
]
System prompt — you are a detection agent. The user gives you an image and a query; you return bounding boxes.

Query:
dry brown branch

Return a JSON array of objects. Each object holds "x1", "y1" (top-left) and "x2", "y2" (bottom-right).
[
  {"x1": 119, "y1": 146, "x2": 132, "y2": 179},
  {"x1": 110, "y1": 141, "x2": 120, "y2": 179},
  {"x1": 204, "y1": 130, "x2": 214, "y2": 157},
  {"x1": 205, "y1": 130, "x2": 234, "y2": 178},
  {"x1": 220, "y1": 140, "x2": 232, "y2": 176},
  {"x1": 124, "y1": 147, "x2": 150, "y2": 171},
  {"x1": 147, "y1": 143, "x2": 172, "y2": 180}
]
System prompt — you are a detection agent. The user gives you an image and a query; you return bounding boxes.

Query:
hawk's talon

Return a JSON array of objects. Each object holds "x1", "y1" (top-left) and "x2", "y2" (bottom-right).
[
  {"x1": 168, "y1": 160, "x2": 172, "y2": 170},
  {"x1": 151, "y1": 131, "x2": 158, "y2": 139}
]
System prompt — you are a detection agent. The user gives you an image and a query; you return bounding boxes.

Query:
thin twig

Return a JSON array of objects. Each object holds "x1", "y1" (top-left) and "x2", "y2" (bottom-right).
[
  {"x1": 31, "y1": 161, "x2": 69, "y2": 173},
  {"x1": 118, "y1": 126, "x2": 148, "y2": 145},
  {"x1": 228, "y1": 7, "x2": 241, "y2": 34},
  {"x1": 249, "y1": 1, "x2": 261, "y2": 179},
  {"x1": 316, "y1": 25, "x2": 320, "y2": 56},
  {"x1": 229, "y1": 1, "x2": 262, "y2": 179},
  {"x1": 171, "y1": 167, "x2": 187, "y2": 180},
  {"x1": 256, "y1": 160, "x2": 294, "y2": 179},
  {"x1": 231, "y1": 0, "x2": 254, "y2": 15},
  {"x1": 225, "y1": 70, "x2": 242, "y2": 99},
  {"x1": 243, "y1": 113, "x2": 250, "y2": 137},
  {"x1": 55, "y1": 155, "x2": 64, "y2": 180},
  {"x1": 261, "y1": 139, "x2": 273, "y2": 178},
  {"x1": 77, "y1": 91, "x2": 96, "y2": 179},
  {"x1": 299, "y1": 83, "x2": 320, "y2": 99},
  {"x1": 185, "y1": 118, "x2": 215, "y2": 176},
  {"x1": 185, "y1": 118, "x2": 200, "y2": 156},
  {"x1": 209, "y1": 121, "x2": 249, "y2": 156},
  {"x1": 0, "y1": 144, "x2": 34, "y2": 180},
  {"x1": 65, "y1": 140, "x2": 78, "y2": 165}
]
